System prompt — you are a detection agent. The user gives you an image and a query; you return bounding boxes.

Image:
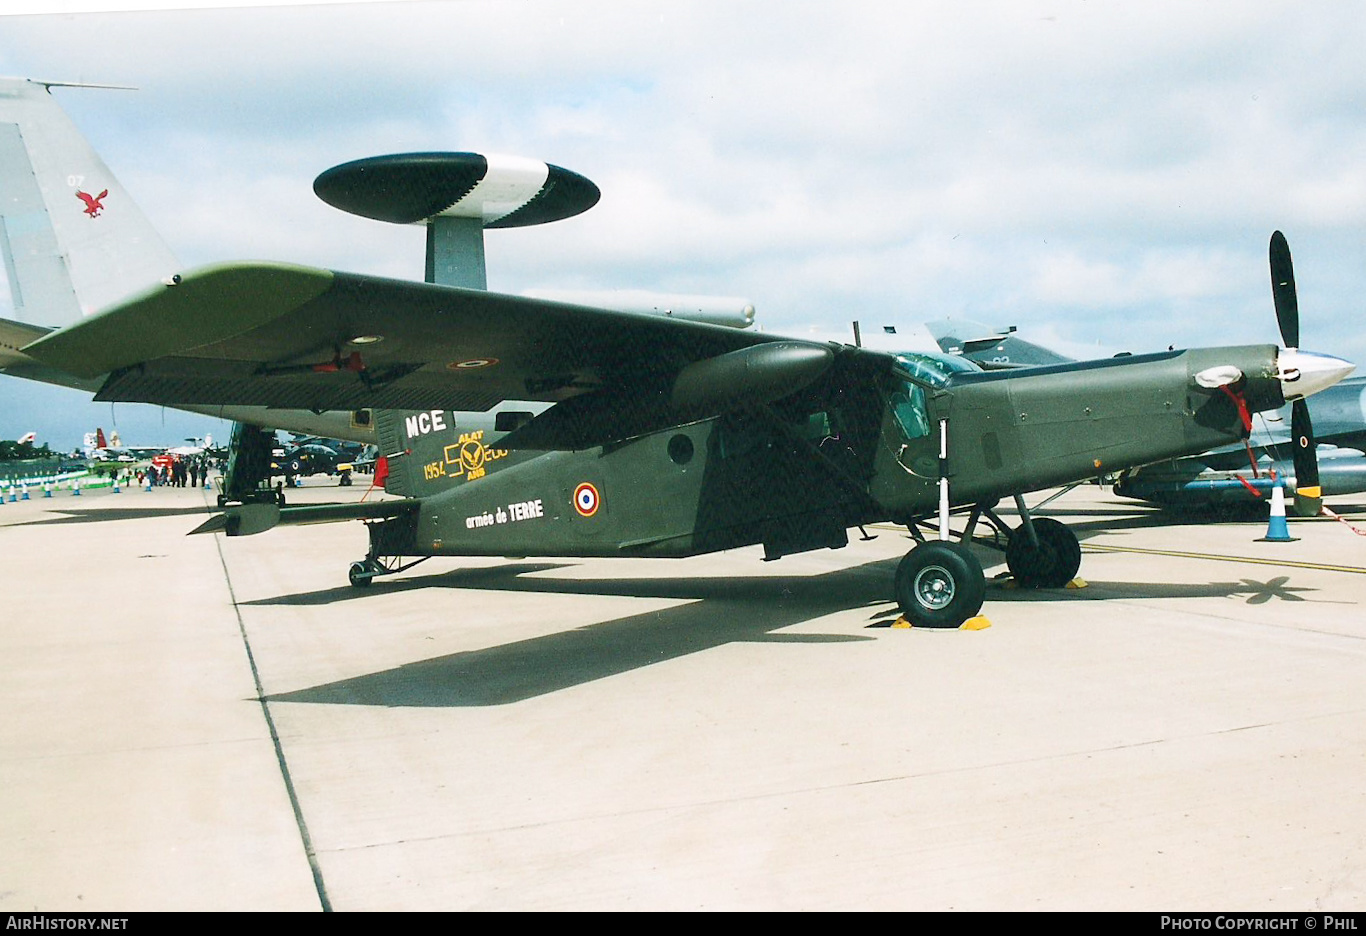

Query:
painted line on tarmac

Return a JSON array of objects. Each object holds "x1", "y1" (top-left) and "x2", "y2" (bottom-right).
[
  {"x1": 208, "y1": 507, "x2": 333, "y2": 912},
  {"x1": 1084, "y1": 542, "x2": 1366, "y2": 575}
]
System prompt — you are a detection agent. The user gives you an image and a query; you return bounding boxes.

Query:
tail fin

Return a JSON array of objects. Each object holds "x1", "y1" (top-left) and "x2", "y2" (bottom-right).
[
  {"x1": 373, "y1": 407, "x2": 526, "y2": 499},
  {"x1": 375, "y1": 407, "x2": 447, "y2": 498},
  {"x1": 0, "y1": 78, "x2": 179, "y2": 327},
  {"x1": 925, "y1": 318, "x2": 1075, "y2": 370},
  {"x1": 95, "y1": 427, "x2": 107, "y2": 449}
]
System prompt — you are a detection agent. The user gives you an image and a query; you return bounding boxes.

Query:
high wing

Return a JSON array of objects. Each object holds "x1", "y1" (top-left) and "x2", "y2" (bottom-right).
[
  {"x1": 0, "y1": 316, "x2": 106, "y2": 391},
  {"x1": 21, "y1": 262, "x2": 838, "y2": 448}
]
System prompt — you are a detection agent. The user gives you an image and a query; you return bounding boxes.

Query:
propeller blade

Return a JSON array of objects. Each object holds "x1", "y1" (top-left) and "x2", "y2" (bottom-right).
[
  {"x1": 1290, "y1": 398, "x2": 1322, "y2": 517},
  {"x1": 1270, "y1": 230, "x2": 1299, "y2": 348}
]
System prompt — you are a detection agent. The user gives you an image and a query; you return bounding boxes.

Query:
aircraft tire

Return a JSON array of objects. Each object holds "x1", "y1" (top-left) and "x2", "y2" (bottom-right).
[
  {"x1": 1006, "y1": 518, "x2": 1080, "y2": 588},
  {"x1": 348, "y1": 561, "x2": 374, "y2": 588},
  {"x1": 894, "y1": 541, "x2": 985, "y2": 629}
]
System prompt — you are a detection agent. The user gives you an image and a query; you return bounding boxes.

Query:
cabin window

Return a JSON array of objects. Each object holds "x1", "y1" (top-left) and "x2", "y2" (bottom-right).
[
  {"x1": 889, "y1": 381, "x2": 931, "y2": 440},
  {"x1": 494, "y1": 410, "x2": 534, "y2": 432},
  {"x1": 667, "y1": 433, "x2": 695, "y2": 465}
]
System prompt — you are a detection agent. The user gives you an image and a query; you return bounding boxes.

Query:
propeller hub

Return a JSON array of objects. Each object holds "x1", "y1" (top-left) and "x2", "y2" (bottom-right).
[{"x1": 1277, "y1": 348, "x2": 1354, "y2": 400}]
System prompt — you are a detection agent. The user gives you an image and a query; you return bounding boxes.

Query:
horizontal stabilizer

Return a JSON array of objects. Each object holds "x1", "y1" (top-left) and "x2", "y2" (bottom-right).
[{"x1": 190, "y1": 497, "x2": 418, "y2": 537}]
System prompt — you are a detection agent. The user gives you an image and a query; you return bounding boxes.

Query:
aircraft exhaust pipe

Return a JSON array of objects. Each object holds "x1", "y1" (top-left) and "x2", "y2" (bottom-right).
[{"x1": 671, "y1": 342, "x2": 834, "y2": 413}]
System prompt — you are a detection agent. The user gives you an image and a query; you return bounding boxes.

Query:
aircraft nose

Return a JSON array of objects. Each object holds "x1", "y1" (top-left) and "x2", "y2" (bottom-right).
[{"x1": 1278, "y1": 349, "x2": 1355, "y2": 400}]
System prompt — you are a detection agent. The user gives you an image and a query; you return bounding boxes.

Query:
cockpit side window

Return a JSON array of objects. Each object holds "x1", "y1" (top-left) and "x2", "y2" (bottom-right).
[{"x1": 889, "y1": 380, "x2": 931, "y2": 440}]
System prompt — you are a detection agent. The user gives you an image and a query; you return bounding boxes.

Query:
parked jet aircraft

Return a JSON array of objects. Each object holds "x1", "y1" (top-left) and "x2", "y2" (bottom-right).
[
  {"x1": 926, "y1": 320, "x2": 1076, "y2": 370},
  {"x1": 2, "y1": 78, "x2": 1356, "y2": 628},
  {"x1": 1111, "y1": 435, "x2": 1366, "y2": 513}
]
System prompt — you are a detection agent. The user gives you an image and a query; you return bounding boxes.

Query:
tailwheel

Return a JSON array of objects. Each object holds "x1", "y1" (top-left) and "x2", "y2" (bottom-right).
[
  {"x1": 347, "y1": 552, "x2": 429, "y2": 588},
  {"x1": 1005, "y1": 517, "x2": 1081, "y2": 588},
  {"x1": 894, "y1": 541, "x2": 986, "y2": 629},
  {"x1": 348, "y1": 560, "x2": 376, "y2": 588}
]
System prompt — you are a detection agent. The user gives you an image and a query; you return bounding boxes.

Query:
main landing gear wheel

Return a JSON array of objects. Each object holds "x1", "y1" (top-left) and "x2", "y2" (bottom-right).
[
  {"x1": 1005, "y1": 517, "x2": 1081, "y2": 588},
  {"x1": 894, "y1": 541, "x2": 986, "y2": 629}
]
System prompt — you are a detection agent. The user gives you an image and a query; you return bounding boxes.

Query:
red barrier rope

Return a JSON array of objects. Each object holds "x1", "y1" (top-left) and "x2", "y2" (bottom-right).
[{"x1": 1320, "y1": 505, "x2": 1366, "y2": 537}]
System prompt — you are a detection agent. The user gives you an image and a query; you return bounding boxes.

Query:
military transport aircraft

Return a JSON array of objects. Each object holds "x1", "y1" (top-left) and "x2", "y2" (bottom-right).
[{"x1": 2, "y1": 78, "x2": 1357, "y2": 628}]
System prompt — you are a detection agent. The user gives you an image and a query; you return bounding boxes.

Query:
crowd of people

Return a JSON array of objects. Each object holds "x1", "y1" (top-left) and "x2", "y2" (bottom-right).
[{"x1": 132, "y1": 454, "x2": 216, "y2": 488}]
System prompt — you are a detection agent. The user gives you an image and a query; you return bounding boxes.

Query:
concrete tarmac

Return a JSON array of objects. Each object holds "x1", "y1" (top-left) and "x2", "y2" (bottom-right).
[{"x1": 2, "y1": 479, "x2": 1365, "y2": 910}]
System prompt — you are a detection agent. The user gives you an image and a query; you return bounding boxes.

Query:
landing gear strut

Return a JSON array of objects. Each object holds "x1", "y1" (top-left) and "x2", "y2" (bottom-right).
[
  {"x1": 346, "y1": 515, "x2": 426, "y2": 588},
  {"x1": 893, "y1": 417, "x2": 988, "y2": 628},
  {"x1": 891, "y1": 493, "x2": 1084, "y2": 624},
  {"x1": 1004, "y1": 494, "x2": 1081, "y2": 588},
  {"x1": 217, "y1": 422, "x2": 286, "y2": 509}
]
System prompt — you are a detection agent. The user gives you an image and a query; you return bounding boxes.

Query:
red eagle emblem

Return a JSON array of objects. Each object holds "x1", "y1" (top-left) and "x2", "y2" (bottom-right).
[{"x1": 75, "y1": 189, "x2": 109, "y2": 218}]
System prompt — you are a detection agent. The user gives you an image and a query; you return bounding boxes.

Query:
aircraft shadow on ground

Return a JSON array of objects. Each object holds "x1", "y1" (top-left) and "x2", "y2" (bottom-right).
[
  {"x1": 261, "y1": 560, "x2": 897, "y2": 708},
  {"x1": 987, "y1": 574, "x2": 1329, "y2": 605},
  {"x1": 7, "y1": 505, "x2": 215, "y2": 525},
  {"x1": 254, "y1": 497, "x2": 1361, "y2": 708}
]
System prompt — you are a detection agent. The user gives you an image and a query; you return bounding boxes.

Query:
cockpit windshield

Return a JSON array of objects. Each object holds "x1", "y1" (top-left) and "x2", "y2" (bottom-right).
[{"x1": 891, "y1": 351, "x2": 980, "y2": 388}]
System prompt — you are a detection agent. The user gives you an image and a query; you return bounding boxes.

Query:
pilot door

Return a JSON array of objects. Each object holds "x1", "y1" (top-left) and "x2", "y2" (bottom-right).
[{"x1": 869, "y1": 373, "x2": 945, "y2": 514}]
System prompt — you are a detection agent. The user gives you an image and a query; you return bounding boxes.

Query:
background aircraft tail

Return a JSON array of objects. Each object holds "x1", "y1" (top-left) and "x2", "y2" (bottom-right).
[
  {"x1": 925, "y1": 318, "x2": 1075, "y2": 370},
  {"x1": 0, "y1": 78, "x2": 179, "y2": 328}
]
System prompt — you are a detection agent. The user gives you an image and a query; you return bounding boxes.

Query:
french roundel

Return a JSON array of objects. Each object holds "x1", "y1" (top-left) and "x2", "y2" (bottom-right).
[{"x1": 573, "y1": 482, "x2": 600, "y2": 517}]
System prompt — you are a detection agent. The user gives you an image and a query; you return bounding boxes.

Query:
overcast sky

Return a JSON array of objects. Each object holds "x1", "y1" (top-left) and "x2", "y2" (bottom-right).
[{"x1": 2, "y1": 0, "x2": 1365, "y2": 448}]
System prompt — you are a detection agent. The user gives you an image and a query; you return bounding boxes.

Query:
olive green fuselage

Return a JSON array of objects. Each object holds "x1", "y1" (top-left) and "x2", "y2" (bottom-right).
[{"x1": 375, "y1": 344, "x2": 1282, "y2": 561}]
